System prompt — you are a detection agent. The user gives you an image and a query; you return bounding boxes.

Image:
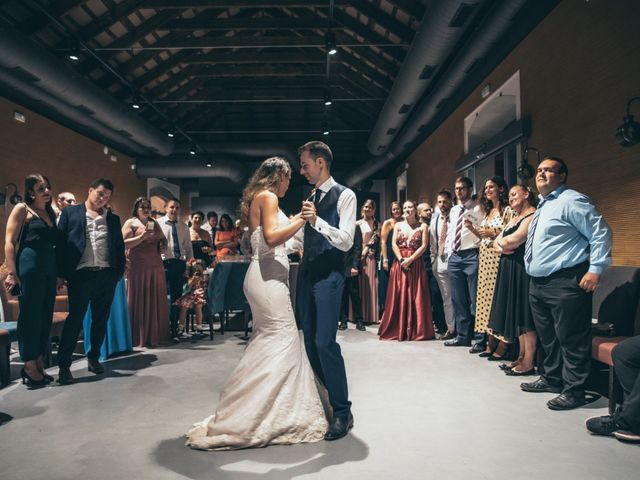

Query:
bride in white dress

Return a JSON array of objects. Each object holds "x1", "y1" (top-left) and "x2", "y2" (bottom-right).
[{"x1": 186, "y1": 157, "x2": 329, "y2": 451}]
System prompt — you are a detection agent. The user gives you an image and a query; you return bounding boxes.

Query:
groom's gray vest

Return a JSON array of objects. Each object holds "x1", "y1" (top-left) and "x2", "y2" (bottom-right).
[{"x1": 302, "y1": 183, "x2": 347, "y2": 281}]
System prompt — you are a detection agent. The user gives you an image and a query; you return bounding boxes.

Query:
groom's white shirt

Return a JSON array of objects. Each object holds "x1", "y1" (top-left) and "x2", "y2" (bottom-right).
[{"x1": 289, "y1": 176, "x2": 356, "y2": 253}]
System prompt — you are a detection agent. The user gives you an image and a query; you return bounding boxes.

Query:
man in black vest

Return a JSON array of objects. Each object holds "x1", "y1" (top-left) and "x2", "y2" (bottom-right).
[{"x1": 297, "y1": 141, "x2": 357, "y2": 441}]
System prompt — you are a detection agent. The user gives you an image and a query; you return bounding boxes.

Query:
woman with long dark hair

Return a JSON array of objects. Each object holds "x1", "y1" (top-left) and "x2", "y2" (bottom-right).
[
  {"x1": 466, "y1": 176, "x2": 512, "y2": 358},
  {"x1": 215, "y1": 213, "x2": 239, "y2": 260},
  {"x1": 3, "y1": 174, "x2": 58, "y2": 388},
  {"x1": 122, "y1": 197, "x2": 169, "y2": 348},
  {"x1": 189, "y1": 211, "x2": 214, "y2": 266},
  {"x1": 186, "y1": 156, "x2": 329, "y2": 450},
  {"x1": 378, "y1": 201, "x2": 402, "y2": 318}
]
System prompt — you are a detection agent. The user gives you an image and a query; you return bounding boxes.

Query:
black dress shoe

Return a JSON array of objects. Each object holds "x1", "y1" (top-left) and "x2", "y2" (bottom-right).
[
  {"x1": 58, "y1": 368, "x2": 76, "y2": 385},
  {"x1": 324, "y1": 413, "x2": 354, "y2": 441},
  {"x1": 469, "y1": 344, "x2": 485, "y2": 354},
  {"x1": 440, "y1": 331, "x2": 456, "y2": 341},
  {"x1": 87, "y1": 358, "x2": 105, "y2": 374},
  {"x1": 547, "y1": 392, "x2": 586, "y2": 410},
  {"x1": 356, "y1": 322, "x2": 366, "y2": 331},
  {"x1": 338, "y1": 321, "x2": 348, "y2": 331},
  {"x1": 444, "y1": 339, "x2": 471, "y2": 347},
  {"x1": 520, "y1": 377, "x2": 562, "y2": 393}
]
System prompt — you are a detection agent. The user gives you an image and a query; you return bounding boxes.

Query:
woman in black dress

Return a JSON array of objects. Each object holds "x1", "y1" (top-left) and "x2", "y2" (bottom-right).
[
  {"x1": 489, "y1": 185, "x2": 538, "y2": 375},
  {"x1": 3, "y1": 174, "x2": 58, "y2": 388}
]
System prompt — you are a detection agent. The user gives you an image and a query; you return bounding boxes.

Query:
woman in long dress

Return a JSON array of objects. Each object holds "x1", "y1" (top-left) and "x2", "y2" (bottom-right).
[
  {"x1": 378, "y1": 201, "x2": 402, "y2": 318},
  {"x1": 378, "y1": 200, "x2": 434, "y2": 341},
  {"x1": 357, "y1": 199, "x2": 379, "y2": 324},
  {"x1": 186, "y1": 156, "x2": 329, "y2": 451},
  {"x1": 122, "y1": 197, "x2": 170, "y2": 348}
]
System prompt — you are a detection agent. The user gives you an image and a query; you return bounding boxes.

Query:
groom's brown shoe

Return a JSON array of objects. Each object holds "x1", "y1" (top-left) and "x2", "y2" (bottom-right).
[{"x1": 324, "y1": 413, "x2": 354, "y2": 441}]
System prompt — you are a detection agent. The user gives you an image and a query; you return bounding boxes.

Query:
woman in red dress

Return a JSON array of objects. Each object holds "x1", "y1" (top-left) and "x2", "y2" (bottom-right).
[{"x1": 378, "y1": 200, "x2": 434, "y2": 341}]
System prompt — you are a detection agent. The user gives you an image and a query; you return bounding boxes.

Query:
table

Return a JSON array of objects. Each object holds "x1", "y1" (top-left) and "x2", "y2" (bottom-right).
[{"x1": 207, "y1": 260, "x2": 299, "y2": 336}]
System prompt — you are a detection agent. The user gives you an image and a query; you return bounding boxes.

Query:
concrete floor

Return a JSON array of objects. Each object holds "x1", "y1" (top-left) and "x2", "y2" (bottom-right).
[{"x1": 1, "y1": 327, "x2": 639, "y2": 480}]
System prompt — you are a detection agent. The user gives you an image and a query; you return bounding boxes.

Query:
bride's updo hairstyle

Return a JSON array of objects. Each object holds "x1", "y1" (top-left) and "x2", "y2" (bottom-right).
[{"x1": 239, "y1": 156, "x2": 292, "y2": 225}]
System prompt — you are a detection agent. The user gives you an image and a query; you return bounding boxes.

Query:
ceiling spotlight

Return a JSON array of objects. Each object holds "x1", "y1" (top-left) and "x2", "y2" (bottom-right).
[
  {"x1": 68, "y1": 53, "x2": 79, "y2": 62},
  {"x1": 206, "y1": 161, "x2": 212, "y2": 168},
  {"x1": 189, "y1": 146, "x2": 197, "y2": 155},
  {"x1": 167, "y1": 131, "x2": 174, "y2": 138},
  {"x1": 131, "y1": 99, "x2": 141, "y2": 109},
  {"x1": 323, "y1": 128, "x2": 330, "y2": 136},
  {"x1": 323, "y1": 91, "x2": 332, "y2": 106},
  {"x1": 326, "y1": 32, "x2": 337, "y2": 56}
]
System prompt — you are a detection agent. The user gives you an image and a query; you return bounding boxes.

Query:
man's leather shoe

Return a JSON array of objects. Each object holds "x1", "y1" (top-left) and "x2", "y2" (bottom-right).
[
  {"x1": 338, "y1": 321, "x2": 348, "y2": 331},
  {"x1": 444, "y1": 338, "x2": 470, "y2": 347},
  {"x1": 87, "y1": 358, "x2": 105, "y2": 374},
  {"x1": 469, "y1": 344, "x2": 485, "y2": 354},
  {"x1": 57, "y1": 368, "x2": 76, "y2": 385},
  {"x1": 324, "y1": 413, "x2": 354, "y2": 441},
  {"x1": 520, "y1": 377, "x2": 562, "y2": 393},
  {"x1": 547, "y1": 392, "x2": 586, "y2": 410},
  {"x1": 356, "y1": 322, "x2": 366, "y2": 331},
  {"x1": 440, "y1": 331, "x2": 456, "y2": 341}
]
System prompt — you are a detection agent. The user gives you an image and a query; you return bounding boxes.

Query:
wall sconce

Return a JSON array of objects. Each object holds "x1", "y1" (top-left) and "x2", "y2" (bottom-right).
[
  {"x1": 518, "y1": 146, "x2": 540, "y2": 180},
  {"x1": 3, "y1": 183, "x2": 22, "y2": 205},
  {"x1": 615, "y1": 96, "x2": 640, "y2": 147}
]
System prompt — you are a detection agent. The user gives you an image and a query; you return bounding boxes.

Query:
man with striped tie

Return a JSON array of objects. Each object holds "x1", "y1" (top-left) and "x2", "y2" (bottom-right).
[
  {"x1": 521, "y1": 157, "x2": 612, "y2": 411},
  {"x1": 444, "y1": 177, "x2": 483, "y2": 348}
]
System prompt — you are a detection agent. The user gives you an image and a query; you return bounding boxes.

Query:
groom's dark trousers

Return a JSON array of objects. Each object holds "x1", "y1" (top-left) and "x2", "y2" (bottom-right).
[{"x1": 297, "y1": 269, "x2": 351, "y2": 417}]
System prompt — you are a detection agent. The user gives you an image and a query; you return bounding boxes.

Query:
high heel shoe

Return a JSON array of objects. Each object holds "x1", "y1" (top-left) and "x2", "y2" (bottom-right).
[
  {"x1": 20, "y1": 368, "x2": 48, "y2": 388},
  {"x1": 42, "y1": 373, "x2": 54, "y2": 382}
]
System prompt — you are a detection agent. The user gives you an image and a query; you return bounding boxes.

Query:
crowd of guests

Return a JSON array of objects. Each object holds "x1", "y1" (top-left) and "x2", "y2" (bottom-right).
[
  {"x1": 1, "y1": 175, "x2": 250, "y2": 387},
  {"x1": 2, "y1": 155, "x2": 639, "y2": 443}
]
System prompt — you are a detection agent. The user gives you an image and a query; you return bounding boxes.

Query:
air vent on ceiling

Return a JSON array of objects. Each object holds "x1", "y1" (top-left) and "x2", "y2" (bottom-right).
[
  {"x1": 75, "y1": 104, "x2": 96, "y2": 115},
  {"x1": 465, "y1": 58, "x2": 484, "y2": 74},
  {"x1": 398, "y1": 104, "x2": 412, "y2": 114},
  {"x1": 449, "y1": 3, "x2": 478, "y2": 28},
  {"x1": 419, "y1": 64, "x2": 437, "y2": 80},
  {"x1": 10, "y1": 66, "x2": 40, "y2": 82}
]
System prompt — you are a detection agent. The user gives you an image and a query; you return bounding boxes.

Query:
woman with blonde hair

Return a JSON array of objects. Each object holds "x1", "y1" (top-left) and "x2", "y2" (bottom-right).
[
  {"x1": 358, "y1": 199, "x2": 380, "y2": 324},
  {"x1": 186, "y1": 156, "x2": 329, "y2": 451}
]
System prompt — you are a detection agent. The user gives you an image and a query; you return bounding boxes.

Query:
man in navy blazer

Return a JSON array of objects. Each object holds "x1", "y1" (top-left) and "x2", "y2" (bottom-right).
[{"x1": 56, "y1": 178, "x2": 125, "y2": 384}]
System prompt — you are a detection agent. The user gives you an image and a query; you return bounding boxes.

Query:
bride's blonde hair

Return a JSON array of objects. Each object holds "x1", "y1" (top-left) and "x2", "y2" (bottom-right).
[{"x1": 239, "y1": 156, "x2": 292, "y2": 226}]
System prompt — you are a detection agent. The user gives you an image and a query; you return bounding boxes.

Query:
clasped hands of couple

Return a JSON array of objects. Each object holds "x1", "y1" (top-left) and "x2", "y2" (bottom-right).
[{"x1": 297, "y1": 200, "x2": 318, "y2": 226}]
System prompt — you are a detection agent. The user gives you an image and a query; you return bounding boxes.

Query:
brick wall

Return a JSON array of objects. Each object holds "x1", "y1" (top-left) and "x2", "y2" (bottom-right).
[{"x1": 406, "y1": 0, "x2": 640, "y2": 266}]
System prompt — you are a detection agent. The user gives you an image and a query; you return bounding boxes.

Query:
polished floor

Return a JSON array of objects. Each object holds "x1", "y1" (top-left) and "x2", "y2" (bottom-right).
[{"x1": 1, "y1": 327, "x2": 638, "y2": 480}]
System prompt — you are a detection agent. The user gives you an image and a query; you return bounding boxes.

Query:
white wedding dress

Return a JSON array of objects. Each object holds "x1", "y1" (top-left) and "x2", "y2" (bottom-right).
[{"x1": 186, "y1": 210, "x2": 329, "y2": 451}]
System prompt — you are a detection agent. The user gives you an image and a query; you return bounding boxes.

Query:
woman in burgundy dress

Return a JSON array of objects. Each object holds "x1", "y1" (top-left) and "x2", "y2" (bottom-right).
[
  {"x1": 378, "y1": 200, "x2": 434, "y2": 341},
  {"x1": 122, "y1": 197, "x2": 170, "y2": 348}
]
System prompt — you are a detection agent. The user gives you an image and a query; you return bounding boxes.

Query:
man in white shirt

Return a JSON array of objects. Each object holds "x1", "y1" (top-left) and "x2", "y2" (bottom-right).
[
  {"x1": 444, "y1": 177, "x2": 483, "y2": 349},
  {"x1": 296, "y1": 140, "x2": 356, "y2": 441},
  {"x1": 428, "y1": 190, "x2": 456, "y2": 340},
  {"x1": 158, "y1": 198, "x2": 194, "y2": 339}
]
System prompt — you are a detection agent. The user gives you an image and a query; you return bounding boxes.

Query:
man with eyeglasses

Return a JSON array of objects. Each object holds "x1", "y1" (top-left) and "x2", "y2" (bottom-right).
[
  {"x1": 444, "y1": 177, "x2": 483, "y2": 349},
  {"x1": 521, "y1": 157, "x2": 612, "y2": 411}
]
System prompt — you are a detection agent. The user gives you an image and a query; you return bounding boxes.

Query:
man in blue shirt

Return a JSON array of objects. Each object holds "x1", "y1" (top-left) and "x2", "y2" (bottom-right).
[{"x1": 521, "y1": 157, "x2": 612, "y2": 410}]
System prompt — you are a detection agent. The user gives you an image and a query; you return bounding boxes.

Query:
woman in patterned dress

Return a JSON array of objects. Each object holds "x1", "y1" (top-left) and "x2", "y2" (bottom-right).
[{"x1": 466, "y1": 177, "x2": 512, "y2": 359}]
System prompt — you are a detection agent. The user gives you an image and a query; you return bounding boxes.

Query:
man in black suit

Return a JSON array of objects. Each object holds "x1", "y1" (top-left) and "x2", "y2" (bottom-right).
[
  {"x1": 339, "y1": 222, "x2": 364, "y2": 331},
  {"x1": 56, "y1": 178, "x2": 125, "y2": 384}
]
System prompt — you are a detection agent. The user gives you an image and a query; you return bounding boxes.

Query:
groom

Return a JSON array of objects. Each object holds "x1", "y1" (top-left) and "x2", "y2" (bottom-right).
[{"x1": 296, "y1": 141, "x2": 357, "y2": 441}]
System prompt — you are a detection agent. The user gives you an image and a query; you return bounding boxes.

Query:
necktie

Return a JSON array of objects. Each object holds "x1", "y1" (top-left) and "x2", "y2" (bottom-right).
[
  {"x1": 170, "y1": 221, "x2": 181, "y2": 259},
  {"x1": 453, "y1": 206, "x2": 465, "y2": 252},
  {"x1": 438, "y1": 215, "x2": 448, "y2": 257},
  {"x1": 524, "y1": 200, "x2": 544, "y2": 264},
  {"x1": 313, "y1": 188, "x2": 322, "y2": 206}
]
